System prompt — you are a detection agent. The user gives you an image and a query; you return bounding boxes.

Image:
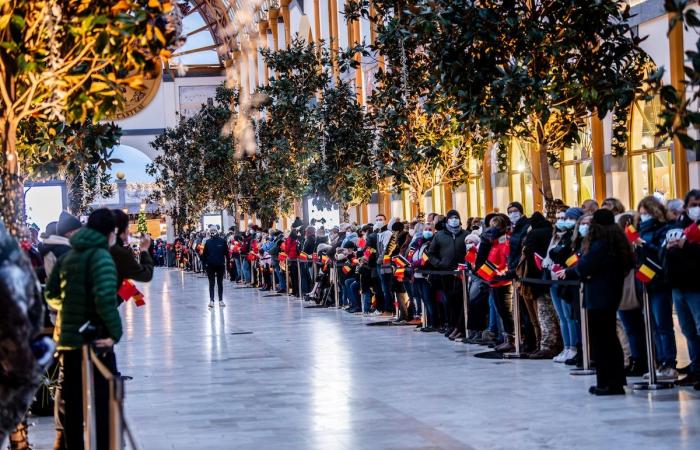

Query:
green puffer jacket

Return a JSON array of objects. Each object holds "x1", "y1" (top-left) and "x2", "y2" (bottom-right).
[{"x1": 46, "y1": 227, "x2": 122, "y2": 350}]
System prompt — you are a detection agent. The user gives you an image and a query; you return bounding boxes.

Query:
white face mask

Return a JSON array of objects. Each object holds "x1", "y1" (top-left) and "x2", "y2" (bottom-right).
[
  {"x1": 578, "y1": 224, "x2": 589, "y2": 237},
  {"x1": 688, "y1": 206, "x2": 700, "y2": 221},
  {"x1": 374, "y1": 220, "x2": 385, "y2": 229},
  {"x1": 640, "y1": 213, "x2": 653, "y2": 223},
  {"x1": 508, "y1": 212, "x2": 521, "y2": 224},
  {"x1": 555, "y1": 219, "x2": 567, "y2": 230}
]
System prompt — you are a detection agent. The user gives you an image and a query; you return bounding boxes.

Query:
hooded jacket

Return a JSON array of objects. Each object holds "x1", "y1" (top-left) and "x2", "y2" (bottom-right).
[
  {"x1": 427, "y1": 226, "x2": 468, "y2": 270},
  {"x1": 45, "y1": 228, "x2": 122, "y2": 350},
  {"x1": 40, "y1": 235, "x2": 72, "y2": 277}
]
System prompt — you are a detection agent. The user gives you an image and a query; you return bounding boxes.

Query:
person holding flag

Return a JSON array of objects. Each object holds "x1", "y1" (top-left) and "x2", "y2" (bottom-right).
[
  {"x1": 411, "y1": 223, "x2": 437, "y2": 330},
  {"x1": 110, "y1": 210, "x2": 154, "y2": 305},
  {"x1": 633, "y1": 196, "x2": 677, "y2": 381},
  {"x1": 556, "y1": 209, "x2": 635, "y2": 396},
  {"x1": 476, "y1": 214, "x2": 514, "y2": 352}
]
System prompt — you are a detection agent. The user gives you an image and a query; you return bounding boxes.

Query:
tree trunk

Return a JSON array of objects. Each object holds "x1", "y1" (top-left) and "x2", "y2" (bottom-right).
[
  {"x1": 537, "y1": 141, "x2": 555, "y2": 219},
  {"x1": 1, "y1": 118, "x2": 24, "y2": 235},
  {"x1": 339, "y1": 202, "x2": 350, "y2": 223},
  {"x1": 410, "y1": 188, "x2": 424, "y2": 221}
]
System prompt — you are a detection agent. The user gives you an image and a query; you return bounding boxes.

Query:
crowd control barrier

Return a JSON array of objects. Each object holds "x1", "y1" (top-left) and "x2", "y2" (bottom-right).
[{"x1": 81, "y1": 345, "x2": 138, "y2": 450}]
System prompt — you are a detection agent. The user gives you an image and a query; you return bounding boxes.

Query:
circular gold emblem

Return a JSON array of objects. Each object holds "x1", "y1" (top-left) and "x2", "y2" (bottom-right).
[{"x1": 110, "y1": 66, "x2": 162, "y2": 120}]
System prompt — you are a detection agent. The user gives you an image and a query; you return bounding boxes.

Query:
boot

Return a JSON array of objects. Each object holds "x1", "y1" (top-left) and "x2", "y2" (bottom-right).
[{"x1": 494, "y1": 334, "x2": 515, "y2": 353}]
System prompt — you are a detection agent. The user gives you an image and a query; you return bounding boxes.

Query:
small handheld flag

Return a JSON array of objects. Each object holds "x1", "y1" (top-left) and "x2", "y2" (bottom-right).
[
  {"x1": 299, "y1": 252, "x2": 309, "y2": 262},
  {"x1": 383, "y1": 255, "x2": 391, "y2": 265},
  {"x1": 625, "y1": 225, "x2": 640, "y2": 243},
  {"x1": 118, "y1": 280, "x2": 146, "y2": 307},
  {"x1": 342, "y1": 265, "x2": 352, "y2": 275},
  {"x1": 565, "y1": 253, "x2": 579, "y2": 267},
  {"x1": 476, "y1": 260, "x2": 498, "y2": 281},
  {"x1": 394, "y1": 267, "x2": 406, "y2": 281},
  {"x1": 392, "y1": 255, "x2": 410, "y2": 268},
  {"x1": 636, "y1": 257, "x2": 662, "y2": 284},
  {"x1": 420, "y1": 252, "x2": 429, "y2": 266},
  {"x1": 534, "y1": 253, "x2": 544, "y2": 270},
  {"x1": 465, "y1": 247, "x2": 477, "y2": 265}
]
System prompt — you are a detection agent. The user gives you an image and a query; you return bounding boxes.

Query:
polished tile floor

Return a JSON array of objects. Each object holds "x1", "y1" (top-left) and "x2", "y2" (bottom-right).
[{"x1": 31, "y1": 268, "x2": 700, "y2": 450}]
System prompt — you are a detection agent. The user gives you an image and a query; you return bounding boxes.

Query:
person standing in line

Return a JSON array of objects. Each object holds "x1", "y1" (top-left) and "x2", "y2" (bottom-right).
[
  {"x1": 558, "y1": 208, "x2": 634, "y2": 396},
  {"x1": 45, "y1": 209, "x2": 122, "y2": 449},
  {"x1": 202, "y1": 226, "x2": 229, "y2": 309},
  {"x1": 110, "y1": 210, "x2": 154, "y2": 295}
]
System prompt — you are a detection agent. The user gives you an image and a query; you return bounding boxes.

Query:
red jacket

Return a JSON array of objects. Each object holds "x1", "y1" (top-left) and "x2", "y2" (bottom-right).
[
  {"x1": 283, "y1": 237, "x2": 299, "y2": 259},
  {"x1": 488, "y1": 235, "x2": 510, "y2": 287}
]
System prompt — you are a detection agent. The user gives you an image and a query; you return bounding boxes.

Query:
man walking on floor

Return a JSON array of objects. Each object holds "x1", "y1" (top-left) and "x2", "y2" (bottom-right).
[{"x1": 202, "y1": 226, "x2": 229, "y2": 309}]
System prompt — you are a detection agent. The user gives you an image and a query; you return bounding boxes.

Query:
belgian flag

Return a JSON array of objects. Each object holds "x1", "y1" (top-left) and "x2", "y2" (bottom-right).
[
  {"x1": 299, "y1": 252, "x2": 309, "y2": 262},
  {"x1": 350, "y1": 256, "x2": 359, "y2": 266},
  {"x1": 476, "y1": 260, "x2": 498, "y2": 281},
  {"x1": 321, "y1": 254, "x2": 329, "y2": 264},
  {"x1": 465, "y1": 247, "x2": 477, "y2": 265},
  {"x1": 279, "y1": 251, "x2": 288, "y2": 263},
  {"x1": 394, "y1": 267, "x2": 406, "y2": 282},
  {"x1": 392, "y1": 255, "x2": 410, "y2": 268},
  {"x1": 420, "y1": 252, "x2": 430, "y2": 266},
  {"x1": 625, "y1": 225, "x2": 640, "y2": 243},
  {"x1": 636, "y1": 257, "x2": 662, "y2": 284},
  {"x1": 565, "y1": 253, "x2": 579, "y2": 267},
  {"x1": 382, "y1": 254, "x2": 391, "y2": 265},
  {"x1": 342, "y1": 265, "x2": 352, "y2": 275}
]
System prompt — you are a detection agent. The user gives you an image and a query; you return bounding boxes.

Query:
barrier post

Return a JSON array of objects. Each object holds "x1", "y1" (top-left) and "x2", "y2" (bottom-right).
[
  {"x1": 504, "y1": 281, "x2": 524, "y2": 359},
  {"x1": 238, "y1": 256, "x2": 243, "y2": 283},
  {"x1": 633, "y1": 283, "x2": 675, "y2": 390},
  {"x1": 271, "y1": 264, "x2": 277, "y2": 291},
  {"x1": 461, "y1": 270, "x2": 469, "y2": 338},
  {"x1": 81, "y1": 346, "x2": 97, "y2": 450},
  {"x1": 570, "y1": 283, "x2": 596, "y2": 376},
  {"x1": 333, "y1": 264, "x2": 340, "y2": 308},
  {"x1": 109, "y1": 377, "x2": 123, "y2": 450},
  {"x1": 296, "y1": 260, "x2": 303, "y2": 298},
  {"x1": 285, "y1": 262, "x2": 290, "y2": 299}
]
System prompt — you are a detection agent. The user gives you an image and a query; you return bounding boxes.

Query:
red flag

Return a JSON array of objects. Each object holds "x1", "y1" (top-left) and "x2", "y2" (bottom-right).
[
  {"x1": 534, "y1": 253, "x2": 544, "y2": 270},
  {"x1": 685, "y1": 222, "x2": 700, "y2": 244},
  {"x1": 465, "y1": 247, "x2": 477, "y2": 265},
  {"x1": 391, "y1": 255, "x2": 410, "y2": 268},
  {"x1": 118, "y1": 280, "x2": 146, "y2": 307},
  {"x1": 625, "y1": 225, "x2": 640, "y2": 243}
]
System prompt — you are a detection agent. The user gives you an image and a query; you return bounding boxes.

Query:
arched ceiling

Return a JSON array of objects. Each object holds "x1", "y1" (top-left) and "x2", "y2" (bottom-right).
[{"x1": 171, "y1": 0, "x2": 238, "y2": 67}]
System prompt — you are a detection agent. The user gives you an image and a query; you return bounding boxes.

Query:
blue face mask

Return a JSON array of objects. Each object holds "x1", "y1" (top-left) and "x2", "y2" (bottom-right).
[
  {"x1": 423, "y1": 231, "x2": 434, "y2": 240},
  {"x1": 556, "y1": 219, "x2": 575, "y2": 230},
  {"x1": 578, "y1": 224, "x2": 589, "y2": 237},
  {"x1": 640, "y1": 213, "x2": 652, "y2": 223}
]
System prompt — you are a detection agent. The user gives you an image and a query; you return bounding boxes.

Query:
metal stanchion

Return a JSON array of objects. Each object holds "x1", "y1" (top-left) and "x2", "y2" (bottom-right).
[
  {"x1": 81, "y1": 346, "x2": 97, "y2": 450},
  {"x1": 633, "y1": 283, "x2": 675, "y2": 390},
  {"x1": 333, "y1": 264, "x2": 340, "y2": 308},
  {"x1": 285, "y1": 261, "x2": 290, "y2": 299},
  {"x1": 503, "y1": 282, "x2": 524, "y2": 359},
  {"x1": 271, "y1": 264, "x2": 277, "y2": 291},
  {"x1": 461, "y1": 270, "x2": 469, "y2": 336},
  {"x1": 238, "y1": 256, "x2": 243, "y2": 283},
  {"x1": 571, "y1": 283, "x2": 596, "y2": 376},
  {"x1": 297, "y1": 259, "x2": 303, "y2": 298}
]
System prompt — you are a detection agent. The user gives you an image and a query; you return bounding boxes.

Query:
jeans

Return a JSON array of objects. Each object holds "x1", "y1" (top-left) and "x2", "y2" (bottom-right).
[
  {"x1": 550, "y1": 287, "x2": 580, "y2": 348},
  {"x1": 207, "y1": 264, "x2": 225, "y2": 301},
  {"x1": 234, "y1": 257, "x2": 242, "y2": 281},
  {"x1": 404, "y1": 280, "x2": 419, "y2": 316},
  {"x1": 274, "y1": 264, "x2": 286, "y2": 290},
  {"x1": 490, "y1": 284, "x2": 514, "y2": 335},
  {"x1": 242, "y1": 260, "x2": 252, "y2": 283},
  {"x1": 672, "y1": 288, "x2": 700, "y2": 374},
  {"x1": 345, "y1": 278, "x2": 361, "y2": 309},
  {"x1": 414, "y1": 277, "x2": 433, "y2": 327},
  {"x1": 487, "y1": 295, "x2": 501, "y2": 334},
  {"x1": 648, "y1": 288, "x2": 677, "y2": 367},
  {"x1": 380, "y1": 271, "x2": 394, "y2": 312},
  {"x1": 618, "y1": 308, "x2": 647, "y2": 362}
]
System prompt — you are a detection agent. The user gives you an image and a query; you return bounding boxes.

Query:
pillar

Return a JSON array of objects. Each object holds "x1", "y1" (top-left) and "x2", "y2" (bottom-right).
[
  {"x1": 281, "y1": 0, "x2": 292, "y2": 49},
  {"x1": 483, "y1": 149, "x2": 494, "y2": 213},
  {"x1": 591, "y1": 114, "x2": 606, "y2": 204},
  {"x1": 529, "y1": 144, "x2": 545, "y2": 213},
  {"x1": 669, "y1": 14, "x2": 690, "y2": 196},
  {"x1": 268, "y1": 9, "x2": 280, "y2": 51}
]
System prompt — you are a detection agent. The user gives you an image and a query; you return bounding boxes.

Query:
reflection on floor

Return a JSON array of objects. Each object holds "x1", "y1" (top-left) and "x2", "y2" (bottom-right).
[{"x1": 30, "y1": 268, "x2": 700, "y2": 450}]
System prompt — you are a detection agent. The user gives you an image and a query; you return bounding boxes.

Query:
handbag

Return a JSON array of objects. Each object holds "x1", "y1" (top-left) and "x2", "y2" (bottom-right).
[{"x1": 618, "y1": 269, "x2": 640, "y2": 311}]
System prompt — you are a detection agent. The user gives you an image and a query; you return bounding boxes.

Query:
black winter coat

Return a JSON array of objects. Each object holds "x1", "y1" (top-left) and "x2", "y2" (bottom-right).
[
  {"x1": 522, "y1": 217, "x2": 552, "y2": 296},
  {"x1": 566, "y1": 240, "x2": 628, "y2": 310},
  {"x1": 202, "y1": 235, "x2": 228, "y2": 267},
  {"x1": 428, "y1": 228, "x2": 468, "y2": 270},
  {"x1": 507, "y1": 216, "x2": 530, "y2": 275}
]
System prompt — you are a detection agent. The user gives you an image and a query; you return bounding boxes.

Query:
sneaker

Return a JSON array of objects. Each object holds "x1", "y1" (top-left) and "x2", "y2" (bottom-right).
[
  {"x1": 553, "y1": 350, "x2": 568, "y2": 363},
  {"x1": 371, "y1": 310, "x2": 382, "y2": 316},
  {"x1": 208, "y1": 301, "x2": 214, "y2": 309},
  {"x1": 219, "y1": 301, "x2": 226, "y2": 307},
  {"x1": 657, "y1": 366, "x2": 679, "y2": 381}
]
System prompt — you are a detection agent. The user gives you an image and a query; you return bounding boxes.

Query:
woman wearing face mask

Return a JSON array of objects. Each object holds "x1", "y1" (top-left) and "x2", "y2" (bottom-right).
[
  {"x1": 557, "y1": 209, "x2": 635, "y2": 395},
  {"x1": 411, "y1": 224, "x2": 436, "y2": 330},
  {"x1": 402, "y1": 221, "x2": 423, "y2": 319},
  {"x1": 110, "y1": 209, "x2": 154, "y2": 303},
  {"x1": 544, "y1": 207, "x2": 583, "y2": 363},
  {"x1": 634, "y1": 196, "x2": 677, "y2": 381}
]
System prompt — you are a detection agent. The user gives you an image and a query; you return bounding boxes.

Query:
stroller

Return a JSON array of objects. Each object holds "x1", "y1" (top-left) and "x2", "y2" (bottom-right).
[{"x1": 304, "y1": 254, "x2": 334, "y2": 306}]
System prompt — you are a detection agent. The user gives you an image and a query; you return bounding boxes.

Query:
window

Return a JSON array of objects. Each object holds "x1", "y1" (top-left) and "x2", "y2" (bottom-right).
[
  {"x1": 465, "y1": 157, "x2": 485, "y2": 217},
  {"x1": 628, "y1": 97, "x2": 673, "y2": 207},
  {"x1": 509, "y1": 140, "x2": 534, "y2": 215},
  {"x1": 560, "y1": 121, "x2": 594, "y2": 207}
]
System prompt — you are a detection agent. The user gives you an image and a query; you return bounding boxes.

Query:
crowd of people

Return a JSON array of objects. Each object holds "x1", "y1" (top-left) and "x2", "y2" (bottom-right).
[
  {"x1": 170, "y1": 191, "x2": 700, "y2": 397},
  {"x1": 9, "y1": 188, "x2": 699, "y2": 448}
]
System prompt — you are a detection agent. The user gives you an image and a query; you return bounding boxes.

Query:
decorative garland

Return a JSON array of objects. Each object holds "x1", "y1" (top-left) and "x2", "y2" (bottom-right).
[{"x1": 611, "y1": 102, "x2": 631, "y2": 157}]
